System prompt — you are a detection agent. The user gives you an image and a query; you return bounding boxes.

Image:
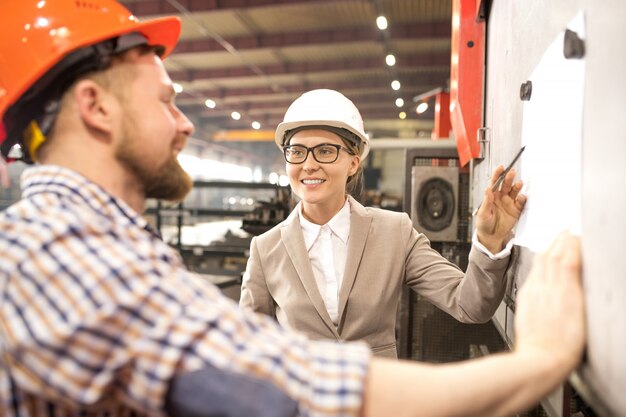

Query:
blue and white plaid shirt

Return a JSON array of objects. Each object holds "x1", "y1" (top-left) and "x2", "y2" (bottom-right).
[{"x1": 0, "y1": 165, "x2": 370, "y2": 417}]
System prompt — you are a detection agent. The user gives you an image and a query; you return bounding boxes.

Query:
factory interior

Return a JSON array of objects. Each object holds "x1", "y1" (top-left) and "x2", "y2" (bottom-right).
[{"x1": 0, "y1": 0, "x2": 624, "y2": 416}]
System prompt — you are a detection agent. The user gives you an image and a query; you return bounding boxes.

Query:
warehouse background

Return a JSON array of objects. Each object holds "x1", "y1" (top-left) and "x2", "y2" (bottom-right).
[{"x1": 2, "y1": 1, "x2": 625, "y2": 416}]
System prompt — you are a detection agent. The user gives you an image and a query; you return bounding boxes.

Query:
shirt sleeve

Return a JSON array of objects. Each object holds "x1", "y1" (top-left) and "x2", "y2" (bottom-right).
[
  {"x1": 403, "y1": 213, "x2": 510, "y2": 323},
  {"x1": 471, "y1": 230, "x2": 514, "y2": 260},
  {"x1": 2, "y1": 221, "x2": 370, "y2": 417},
  {"x1": 239, "y1": 236, "x2": 277, "y2": 317}
]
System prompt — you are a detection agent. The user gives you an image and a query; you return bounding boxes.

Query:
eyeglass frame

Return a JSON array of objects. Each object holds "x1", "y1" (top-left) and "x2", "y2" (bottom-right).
[{"x1": 282, "y1": 143, "x2": 356, "y2": 164}]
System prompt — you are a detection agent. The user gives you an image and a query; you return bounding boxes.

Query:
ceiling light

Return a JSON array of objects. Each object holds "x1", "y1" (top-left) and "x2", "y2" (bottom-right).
[
  {"x1": 204, "y1": 99, "x2": 216, "y2": 109},
  {"x1": 376, "y1": 16, "x2": 388, "y2": 30},
  {"x1": 391, "y1": 80, "x2": 401, "y2": 91},
  {"x1": 173, "y1": 83, "x2": 183, "y2": 94},
  {"x1": 385, "y1": 54, "x2": 396, "y2": 66},
  {"x1": 395, "y1": 98, "x2": 404, "y2": 107},
  {"x1": 36, "y1": 17, "x2": 49, "y2": 28},
  {"x1": 55, "y1": 27, "x2": 69, "y2": 38},
  {"x1": 416, "y1": 102, "x2": 429, "y2": 114},
  {"x1": 399, "y1": 111, "x2": 407, "y2": 119},
  {"x1": 278, "y1": 175, "x2": 289, "y2": 187},
  {"x1": 231, "y1": 111, "x2": 241, "y2": 120},
  {"x1": 252, "y1": 121, "x2": 261, "y2": 130}
]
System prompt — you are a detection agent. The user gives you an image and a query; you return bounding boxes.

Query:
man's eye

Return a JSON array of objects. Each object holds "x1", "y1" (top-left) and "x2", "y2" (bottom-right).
[
  {"x1": 318, "y1": 147, "x2": 334, "y2": 155},
  {"x1": 290, "y1": 149, "x2": 304, "y2": 157}
]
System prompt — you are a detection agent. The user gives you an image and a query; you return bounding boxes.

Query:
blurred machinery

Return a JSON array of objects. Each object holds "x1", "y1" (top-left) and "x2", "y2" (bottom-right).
[
  {"x1": 410, "y1": 165, "x2": 459, "y2": 242},
  {"x1": 146, "y1": 180, "x2": 290, "y2": 300},
  {"x1": 241, "y1": 186, "x2": 291, "y2": 236},
  {"x1": 397, "y1": 139, "x2": 505, "y2": 365}
]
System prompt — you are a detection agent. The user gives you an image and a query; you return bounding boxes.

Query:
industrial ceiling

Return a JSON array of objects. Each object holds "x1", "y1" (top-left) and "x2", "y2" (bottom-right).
[{"x1": 120, "y1": 0, "x2": 452, "y2": 166}]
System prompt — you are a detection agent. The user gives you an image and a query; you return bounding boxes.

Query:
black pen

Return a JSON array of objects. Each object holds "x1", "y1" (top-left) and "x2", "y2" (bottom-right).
[{"x1": 472, "y1": 146, "x2": 526, "y2": 216}]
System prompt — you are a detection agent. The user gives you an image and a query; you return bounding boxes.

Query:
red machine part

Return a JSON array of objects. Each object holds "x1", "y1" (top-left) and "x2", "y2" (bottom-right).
[
  {"x1": 432, "y1": 91, "x2": 451, "y2": 140},
  {"x1": 450, "y1": 0, "x2": 485, "y2": 166}
]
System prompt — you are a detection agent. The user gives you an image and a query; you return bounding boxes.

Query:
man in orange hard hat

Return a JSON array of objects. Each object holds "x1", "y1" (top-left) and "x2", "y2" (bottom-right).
[{"x1": 0, "y1": 1, "x2": 585, "y2": 417}]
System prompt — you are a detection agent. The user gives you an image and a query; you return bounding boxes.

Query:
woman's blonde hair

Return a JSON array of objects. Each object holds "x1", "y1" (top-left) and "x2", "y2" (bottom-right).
[{"x1": 342, "y1": 137, "x2": 364, "y2": 202}]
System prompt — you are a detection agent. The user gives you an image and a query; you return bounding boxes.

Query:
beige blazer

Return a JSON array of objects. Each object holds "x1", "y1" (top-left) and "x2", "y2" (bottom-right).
[{"x1": 240, "y1": 196, "x2": 510, "y2": 358}]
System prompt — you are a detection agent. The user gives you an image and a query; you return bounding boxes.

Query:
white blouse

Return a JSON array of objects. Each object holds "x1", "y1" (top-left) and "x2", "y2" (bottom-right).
[{"x1": 298, "y1": 199, "x2": 351, "y2": 325}]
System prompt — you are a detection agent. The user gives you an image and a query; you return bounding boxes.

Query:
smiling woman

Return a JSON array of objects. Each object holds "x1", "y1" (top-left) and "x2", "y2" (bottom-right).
[
  {"x1": 284, "y1": 129, "x2": 360, "y2": 224},
  {"x1": 239, "y1": 88, "x2": 528, "y2": 358}
]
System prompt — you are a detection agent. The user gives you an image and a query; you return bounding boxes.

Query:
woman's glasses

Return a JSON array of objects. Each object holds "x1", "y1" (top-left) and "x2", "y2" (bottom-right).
[{"x1": 283, "y1": 143, "x2": 354, "y2": 164}]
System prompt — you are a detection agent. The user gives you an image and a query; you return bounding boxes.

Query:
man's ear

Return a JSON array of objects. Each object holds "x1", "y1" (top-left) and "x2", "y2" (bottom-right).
[{"x1": 73, "y1": 79, "x2": 117, "y2": 136}]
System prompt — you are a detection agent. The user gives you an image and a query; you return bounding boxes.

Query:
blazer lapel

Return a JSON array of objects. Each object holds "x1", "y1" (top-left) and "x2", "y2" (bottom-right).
[
  {"x1": 281, "y1": 214, "x2": 340, "y2": 337},
  {"x1": 337, "y1": 197, "x2": 372, "y2": 327}
]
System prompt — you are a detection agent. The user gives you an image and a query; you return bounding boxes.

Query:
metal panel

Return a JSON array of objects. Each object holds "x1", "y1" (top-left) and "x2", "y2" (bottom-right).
[
  {"x1": 479, "y1": 1, "x2": 626, "y2": 416},
  {"x1": 411, "y1": 166, "x2": 459, "y2": 242},
  {"x1": 450, "y1": 0, "x2": 485, "y2": 166}
]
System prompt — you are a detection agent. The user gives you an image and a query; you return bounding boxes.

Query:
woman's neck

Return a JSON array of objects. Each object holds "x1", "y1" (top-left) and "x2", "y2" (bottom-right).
[{"x1": 301, "y1": 196, "x2": 347, "y2": 225}]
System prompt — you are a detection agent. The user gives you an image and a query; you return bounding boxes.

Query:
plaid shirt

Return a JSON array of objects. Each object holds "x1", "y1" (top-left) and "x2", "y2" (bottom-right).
[{"x1": 0, "y1": 165, "x2": 370, "y2": 417}]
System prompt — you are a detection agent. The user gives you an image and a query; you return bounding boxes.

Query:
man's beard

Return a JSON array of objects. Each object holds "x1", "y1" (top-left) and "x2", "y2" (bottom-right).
[
  {"x1": 115, "y1": 120, "x2": 192, "y2": 203},
  {"x1": 142, "y1": 152, "x2": 192, "y2": 201}
]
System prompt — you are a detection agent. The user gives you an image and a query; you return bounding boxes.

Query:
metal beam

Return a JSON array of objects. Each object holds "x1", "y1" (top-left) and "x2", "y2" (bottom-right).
[
  {"x1": 169, "y1": 53, "x2": 450, "y2": 82},
  {"x1": 212, "y1": 129, "x2": 275, "y2": 142},
  {"x1": 177, "y1": 75, "x2": 449, "y2": 99},
  {"x1": 368, "y1": 138, "x2": 455, "y2": 150},
  {"x1": 172, "y1": 22, "x2": 451, "y2": 54},
  {"x1": 179, "y1": 90, "x2": 436, "y2": 111},
  {"x1": 205, "y1": 117, "x2": 435, "y2": 130},
  {"x1": 196, "y1": 107, "x2": 431, "y2": 121},
  {"x1": 208, "y1": 133, "x2": 453, "y2": 146},
  {"x1": 121, "y1": 0, "x2": 366, "y2": 15}
]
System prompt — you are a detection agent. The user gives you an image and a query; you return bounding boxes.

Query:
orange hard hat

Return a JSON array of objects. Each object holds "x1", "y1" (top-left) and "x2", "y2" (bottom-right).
[{"x1": 0, "y1": 0, "x2": 181, "y2": 160}]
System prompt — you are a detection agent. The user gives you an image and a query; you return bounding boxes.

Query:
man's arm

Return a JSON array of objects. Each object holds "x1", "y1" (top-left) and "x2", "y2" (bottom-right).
[{"x1": 364, "y1": 350, "x2": 569, "y2": 417}]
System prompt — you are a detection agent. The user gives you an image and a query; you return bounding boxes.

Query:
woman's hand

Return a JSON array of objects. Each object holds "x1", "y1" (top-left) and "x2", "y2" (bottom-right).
[{"x1": 475, "y1": 166, "x2": 527, "y2": 253}]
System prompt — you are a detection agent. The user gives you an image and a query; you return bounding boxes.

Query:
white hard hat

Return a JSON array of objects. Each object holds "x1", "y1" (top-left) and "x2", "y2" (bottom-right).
[{"x1": 275, "y1": 89, "x2": 370, "y2": 159}]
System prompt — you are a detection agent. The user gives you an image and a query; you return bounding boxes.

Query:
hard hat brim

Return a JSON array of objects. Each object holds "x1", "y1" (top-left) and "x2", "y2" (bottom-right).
[{"x1": 131, "y1": 16, "x2": 181, "y2": 59}]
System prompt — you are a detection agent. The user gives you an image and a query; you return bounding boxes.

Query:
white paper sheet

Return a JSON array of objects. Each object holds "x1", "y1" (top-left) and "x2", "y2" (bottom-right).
[{"x1": 514, "y1": 12, "x2": 585, "y2": 253}]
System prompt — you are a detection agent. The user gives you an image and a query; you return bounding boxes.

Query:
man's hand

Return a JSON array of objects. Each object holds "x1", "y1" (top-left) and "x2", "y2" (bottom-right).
[{"x1": 514, "y1": 232, "x2": 586, "y2": 371}]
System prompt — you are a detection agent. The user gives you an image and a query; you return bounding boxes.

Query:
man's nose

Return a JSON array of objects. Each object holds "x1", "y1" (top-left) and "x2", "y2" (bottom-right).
[{"x1": 177, "y1": 107, "x2": 195, "y2": 136}]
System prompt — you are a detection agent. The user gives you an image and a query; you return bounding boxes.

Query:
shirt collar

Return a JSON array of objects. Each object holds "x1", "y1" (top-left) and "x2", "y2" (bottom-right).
[
  {"x1": 20, "y1": 165, "x2": 154, "y2": 234},
  {"x1": 298, "y1": 198, "x2": 351, "y2": 250}
]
